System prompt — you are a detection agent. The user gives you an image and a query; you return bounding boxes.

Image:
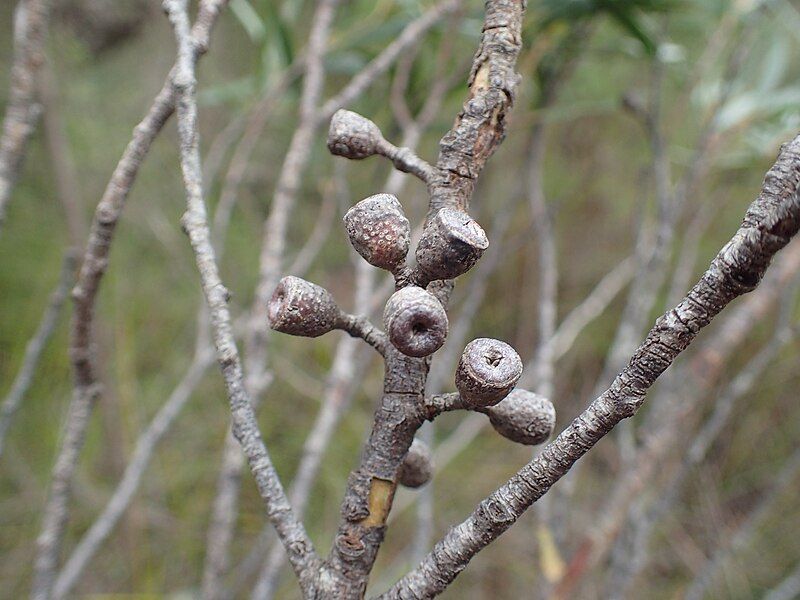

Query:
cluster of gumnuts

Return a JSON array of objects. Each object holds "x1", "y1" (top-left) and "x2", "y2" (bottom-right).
[{"x1": 266, "y1": 109, "x2": 556, "y2": 489}]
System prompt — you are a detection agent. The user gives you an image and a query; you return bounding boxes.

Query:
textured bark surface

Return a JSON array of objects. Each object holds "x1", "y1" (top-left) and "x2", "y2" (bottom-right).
[{"x1": 382, "y1": 134, "x2": 800, "y2": 599}]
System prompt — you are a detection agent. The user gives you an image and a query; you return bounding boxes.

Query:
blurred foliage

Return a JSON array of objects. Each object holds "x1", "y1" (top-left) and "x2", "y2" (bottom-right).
[{"x1": 1, "y1": 0, "x2": 800, "y2": 598}]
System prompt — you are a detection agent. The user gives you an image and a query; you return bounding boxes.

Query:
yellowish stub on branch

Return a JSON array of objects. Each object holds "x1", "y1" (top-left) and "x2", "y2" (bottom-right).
[
  {"x1": 472, "y1": 61, "x2": 491, "y2": 93},
  {"x1": 362, "y1": 477, "x2": 395, "y2": 527}
]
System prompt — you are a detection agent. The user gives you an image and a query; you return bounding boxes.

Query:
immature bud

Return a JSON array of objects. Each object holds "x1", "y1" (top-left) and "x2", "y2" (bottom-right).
[
  {"x1": 398, "y1": 438, "x2": 433, "y2": 488},
  {"x1": 327, "y1": 109, "x2": 384, "y2": 159},
  {"x1": 455, "y1": 338, "x2": 522, "y2": 408},
  {"x1": 487, "y1": 389, "x2": 556, "y2": 446},
  {"x1": 268, "y1": 276, "x2": 342, "y2": 337},
  {"x1": 383, "y1": 286, "x2": 448, "y2": 357},
  {"x1": 344, "y1": 194, "x2": 410, "y2": 272},
  {"x1": 415, "y1": 208, "x2": 489, "y2": 282}
]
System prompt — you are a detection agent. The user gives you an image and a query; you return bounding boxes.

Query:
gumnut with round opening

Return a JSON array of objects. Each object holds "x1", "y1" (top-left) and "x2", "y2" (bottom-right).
[
  {"x1": 268, "y1": 276, "x2": 342, "y2": 338},
  {"x1": 327, "y1": 109, "x2": 384, "y2": 159},
  {"x1": 383, "y1": 286, "x2": 448, "y2": 358},
  {"x1": 344, "y1": 194, "x2": 410, "y2": 273},
  {"x1": 415, "y1": 207, "x2": 489, "y2": 282},
  {"x1": 398, "y1": 438, "x2": 433, "y2": 489},
  {"x1": 456, "y1": 338, "x2": 522, "y2": 408},
  {"x1": 486, "y1": 389, "x2": 556, "y2": 446}
]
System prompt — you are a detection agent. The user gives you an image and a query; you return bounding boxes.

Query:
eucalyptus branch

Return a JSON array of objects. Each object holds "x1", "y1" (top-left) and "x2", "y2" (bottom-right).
[{"x1": 383, "y1": 133, "x2": 800, "y2": 599}]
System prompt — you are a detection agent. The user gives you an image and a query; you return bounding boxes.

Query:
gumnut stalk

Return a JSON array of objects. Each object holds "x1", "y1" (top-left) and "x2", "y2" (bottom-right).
[
  {"x1": 268, "y1": 276, "x2": 343, "y2": 337},
  {"x1": 415, "y1": 207, "x2": 489, "y2": 283},
  {"x1": 486, "y1": 390, "x2": 556, "y2": 446},
  {"x1": 456, "y1": 338, "x2": 522, "y2": 408},
  {"x1": 398, "y1": 438, "x2": 433, "y2": 488},
  {"x1": 327, "y1": 109, "x2": 384, "y2": 159},
  {"x1": 344, "y1": 194, "x2": 410, "y2": 273},
  {"x1": 383, "y1": 286, "x2": 448, "y2": 357}
]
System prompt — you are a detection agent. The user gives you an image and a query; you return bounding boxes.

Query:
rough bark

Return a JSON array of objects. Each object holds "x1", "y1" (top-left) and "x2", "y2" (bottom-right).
[{"x1": 381, "y1": 134, "x2": 800, "y2": 598}]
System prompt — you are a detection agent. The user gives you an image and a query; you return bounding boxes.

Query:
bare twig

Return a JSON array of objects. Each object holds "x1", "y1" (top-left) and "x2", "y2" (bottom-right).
[
  {"x1": 30, "y1": 4, "x2": 229, "y2": 597},
  {"x1": 0, "y1": 252, "x2": 74, "y2": 459},
  {"x1": 51, "y1": 347, "x2": 216, "y2": 599},
  {"x1": 0, "y1": 0, "x2": 50, "y2": 232},
  {"x1": 201, "y1": 2, "x2": 339, "y2": 595},
  {"x1": 553, "y1": 239, "x2": 800, "y2": 598},
  {"x1": 164, "y1": 0, "x2": 320, "y2": 594}
]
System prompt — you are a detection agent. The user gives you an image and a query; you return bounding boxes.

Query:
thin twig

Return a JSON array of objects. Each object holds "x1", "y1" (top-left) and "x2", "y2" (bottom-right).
[
  {"x1": 165, "y1": 0, "x2": 320, "y2": 594},
  {"x1": 30, "y1": 3, "x2": 229, "y2": 596},
  {"x1": 201, "y1": 2, "x2": 339, "y2": 595},
  {"x1": 0, "y1": 0, "x2": 50, "y2": 233},
  {"x1": 51, "y1": 347, "x2": 216, "y2": 599},
  {"x1": 0, "y1": 252, "x2": 74, "y2": 459}
]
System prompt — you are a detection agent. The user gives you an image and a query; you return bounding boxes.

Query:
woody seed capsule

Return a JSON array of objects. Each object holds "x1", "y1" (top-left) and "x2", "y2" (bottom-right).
[
  {"x1": 398, "y1": 438, "x2": 433, "y2": 488},
  {"x1": 415, "y1": 208, "x2": 489, "y2": 282},
  {"x1": 268, "y1": 276, "x2": 342, "y2": 337},
  {"x1": 344, "y1": 194, "x2": 410, "y2": 272},
  {"x1": 327, "y1": 109, "x2": 383, "y2": 159},
  {"x1": 487, "y1": 389, "x2": 556, "y2": 446},
  {"x1": 456, "y1": 338, "x2": 522, "y2": 408},
  {"x1": 383, "y1": 286, "x2": 448, "y2": 358}
]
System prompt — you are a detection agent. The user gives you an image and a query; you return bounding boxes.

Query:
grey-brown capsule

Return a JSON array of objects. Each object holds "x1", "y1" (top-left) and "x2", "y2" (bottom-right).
[
  {"x1": 268, "y1": 276, "x2": 342, "y2": 337},
  {"x1": 327, "y1": 109, "x2": 383, "y2": 159},
  {"x1": 456, "y1": 338, "x2": 522, "y2": 408},
  {"x1": 415, "y1": 208, "x2": 489, "y2": 282},
  {"x1": 344, "y1": 194, "x2": 410, "y2": 272},
  {"x1": 486, "y1": 389, "x2": 556, "y2": 446},
  {"x1": 398, "y1": 438, "x2": 433, "y2": 488},
  {"x1": 383, "y1": 286, "x2": 448, "y2": 357}
]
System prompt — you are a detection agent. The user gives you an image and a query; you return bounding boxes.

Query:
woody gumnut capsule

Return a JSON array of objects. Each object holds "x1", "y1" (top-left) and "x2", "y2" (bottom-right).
[
  {"x1": 268, "y1": 276, "x2": 342, "y2": 338},
  {"x1": 343, "y1": 194, "x2": 410, "y2": 272},
  {"x1": 398, "y1": 438, "x2": 433, "y2": 488},
  {"x1": 383, "y1": 286, "x2": 448, "y2": 358},
  {"x1": 455, "y1": 338, "x2": 522, "y2": 408},
  {"x1": 486, "y1": 389, "x2": 556, "y2": 446},
  {"x1": 327, "y1": 109, "x2": 384, "y2": 159},
  {"x1": 415, "y1": 207, "x2": 489, "y2": 282}
]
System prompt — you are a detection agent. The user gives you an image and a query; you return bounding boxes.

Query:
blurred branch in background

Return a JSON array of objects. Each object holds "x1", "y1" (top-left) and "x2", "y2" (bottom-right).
[{"x1": 0, "y1": 0, "x2": 50, "y2": 233}]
